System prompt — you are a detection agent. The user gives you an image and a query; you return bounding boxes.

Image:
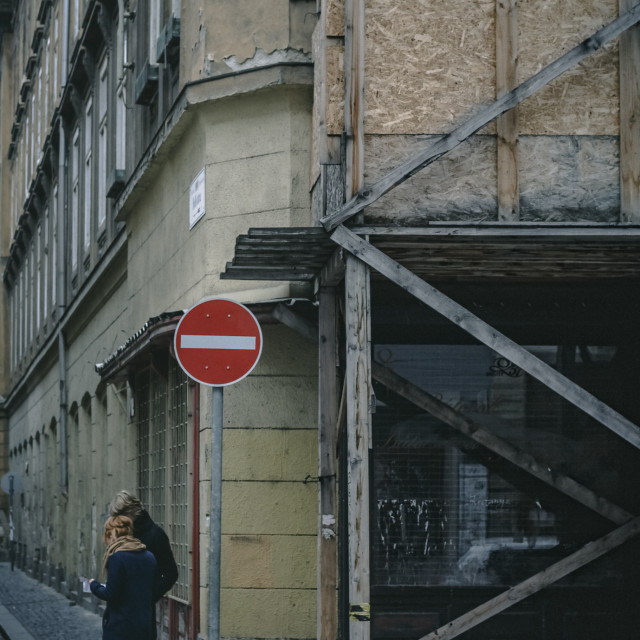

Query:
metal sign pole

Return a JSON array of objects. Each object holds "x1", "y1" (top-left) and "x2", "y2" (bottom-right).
[{"x1": 208, "y1": 386, "x2": 224, "y2": 640}]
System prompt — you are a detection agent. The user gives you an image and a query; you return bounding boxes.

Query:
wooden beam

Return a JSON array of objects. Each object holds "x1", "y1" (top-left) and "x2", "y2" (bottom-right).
[
  {"x1": 620, "y1": 0, "x2": 640, "y2": 222},
  {"x1": 349, "y1": 223, "x2": 640, "y2": 238},
  {"x1": 331, "y1": 224, "x2": 640, "y2": 450},
  {"x1": 496, "y1": 0, "x2": 519, "y2": 221},
  {"x1": 417, "y1": 516, "x2": 640, "y2": 640},
  {"x1": 345, "y1": 254, "x2": 372, "y2": 640},
  {"x1": 317, "y1": 288, "x2": 339, "y2": 640},
  {"x1": 372, "y1": 361, "x2": 634, "y2": 525},
  {"x1": 271, "y1": 303, "x2": 318, "y2": 344},
  {"x1": 316, "y1": 247, "x2": 346, "y2": 290},
  {"x1": 344, "y1": 0, "x2": 365, "y2": 197},
  {"x1": 321, "y1": 3, "x2": 640, "y2": 231}
]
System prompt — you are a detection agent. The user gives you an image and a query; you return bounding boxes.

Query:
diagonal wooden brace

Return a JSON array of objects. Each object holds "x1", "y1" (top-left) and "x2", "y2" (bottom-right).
[{"x1": 331, "y1": 224, "x2": 640, "y2": 450}]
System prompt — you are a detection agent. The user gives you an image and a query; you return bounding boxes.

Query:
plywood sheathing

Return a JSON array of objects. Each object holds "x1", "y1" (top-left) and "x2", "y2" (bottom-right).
[
  {"x1": 362, "y1": 134, "x2": 619, "y2": 224},
  {"x1": 326, "y1": 0, "x2": 345, "y2": 37},
  {"x1": 325, "y1": 0, "x2": 620, "y2": 135},
  {"x1": 518, "y1": 0, "x2": 619, "y2": 135},
  {"x1": 363, "y1": 135, "x2": 497, "y2": 222},
  {"x1": 519, "y1": 136, "x2": 619, "y2": 222},
  {"x1": 364, "y1": 0, "x2": 496, "y2": 134},
  {"x1": 326, "y1": 46, "x2": 346, "y2": 136}
]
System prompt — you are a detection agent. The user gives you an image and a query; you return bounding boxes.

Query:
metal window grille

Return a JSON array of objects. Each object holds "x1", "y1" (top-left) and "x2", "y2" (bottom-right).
[
  {"x1": 168, "y1": 359, "x2": 190, "y2": 602},
  {"x1": 149, "y1": 371, "x2": 167, "y2": 529},
  {"x1": 137, "y1": 372, "x2": 151, "y2": 509},
  {"x1": 371, "y1": 343, "x2": 640, "y2": 589},
  {"x1": 136, "y1": 359, "x2": 191, "y2": 603}
]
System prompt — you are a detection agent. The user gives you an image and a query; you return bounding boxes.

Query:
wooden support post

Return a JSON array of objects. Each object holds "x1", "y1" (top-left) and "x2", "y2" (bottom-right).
[
  {"x1": 345, "y1": 254, "x2": 371, "y2": 640},
  {"x1": 496, "y1": 0, "x2": 519, "y2": 221},
  {"x1": 318, "y1": 288, "x2": 339, "y2": 640},
  {"x1": 372, "y1": 361, "x2": 634, "y2": 525},
  {"x1": 345, "y1": 0, "x2": 365, "y2": 197},
  {"x1": 620, "y1": 0, "x2": 640, "y2": 221},
  {"x1": 331, "y1": 225, "x2": 640, "y2": 450},
  {"x1": 417, "y1": 516, "x2": 640, "y2": 640}
]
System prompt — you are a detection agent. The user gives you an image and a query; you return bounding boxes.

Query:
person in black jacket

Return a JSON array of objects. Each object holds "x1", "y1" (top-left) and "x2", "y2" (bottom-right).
[
  {"x1": 90, "y1": 515, "x2": 160, "y2": 640},
  {"x1": 108, "y1": 491, "x2": 179, "y2": 598}
]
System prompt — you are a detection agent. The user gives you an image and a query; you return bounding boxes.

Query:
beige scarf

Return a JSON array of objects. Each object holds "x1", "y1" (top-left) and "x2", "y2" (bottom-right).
[{"x1": 102, "y1": 535, "x2": 147, "y2": 576}]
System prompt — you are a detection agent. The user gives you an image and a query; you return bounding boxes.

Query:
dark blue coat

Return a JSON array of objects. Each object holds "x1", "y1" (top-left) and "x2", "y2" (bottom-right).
[
  {"x1": 134, "y1": 510, "x2": 178, "y2": 597},
  {"x1": 90, "y1": 549, "x2": 160, "y2": 640}
]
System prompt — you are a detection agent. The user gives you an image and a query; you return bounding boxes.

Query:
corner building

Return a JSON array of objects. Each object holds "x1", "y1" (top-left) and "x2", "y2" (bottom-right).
[{"x1": 2, "y1": 2, "x2": 640, "y2": 640}]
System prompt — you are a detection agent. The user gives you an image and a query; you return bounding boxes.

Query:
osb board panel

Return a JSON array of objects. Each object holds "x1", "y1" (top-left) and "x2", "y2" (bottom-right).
[
  {"x1": 326, "y1": 44, "x2": 346, "y2": 135},
  {"x1": 518, "y1": 0, "x2": 619, "y2": 135},
  {"x1": 519, "y1": 135, "x2": 619, "y2": 222},
  {"x1": 363, "y1": 134, "x2": 498, "y2": 223},
  {"x1": 364, "y1": 0, "x2": 496, "y2": 134},
  {"x1": 325, "y1": 0, "x2": 345, "y2": 37},
  {"x1": 362, "y1": 134, "x2": 619, "y2": 224}
]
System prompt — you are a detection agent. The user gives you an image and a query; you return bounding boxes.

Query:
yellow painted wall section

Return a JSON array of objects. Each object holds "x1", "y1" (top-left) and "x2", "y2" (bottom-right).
[
  {"x1": 213, "y1": 323, "x2": 318, "y2": 638},
  {"x1": 221, "y1": 588, "x2": 316, "y2": 638}
]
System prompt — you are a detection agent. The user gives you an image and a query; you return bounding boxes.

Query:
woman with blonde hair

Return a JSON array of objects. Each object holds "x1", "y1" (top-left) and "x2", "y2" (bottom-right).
[{"x1": 90, "y1": 515, "x2": 160, "y2": 640}]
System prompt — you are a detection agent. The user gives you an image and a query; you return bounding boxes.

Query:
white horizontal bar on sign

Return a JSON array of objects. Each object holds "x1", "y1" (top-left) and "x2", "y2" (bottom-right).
[{"x1": 180, "y1": 335, "x2": 256, "y2": 350}]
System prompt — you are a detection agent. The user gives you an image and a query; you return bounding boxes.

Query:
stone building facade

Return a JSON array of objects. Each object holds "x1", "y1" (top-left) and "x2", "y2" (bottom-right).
[{"x1": 3, "y1": 2, "x2": 640, "y2": 640}]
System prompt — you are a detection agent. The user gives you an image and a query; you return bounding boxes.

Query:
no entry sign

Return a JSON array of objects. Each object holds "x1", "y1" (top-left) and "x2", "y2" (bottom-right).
[{"x1": 174, "y1": 298, "x2": 263, "y2": 386}]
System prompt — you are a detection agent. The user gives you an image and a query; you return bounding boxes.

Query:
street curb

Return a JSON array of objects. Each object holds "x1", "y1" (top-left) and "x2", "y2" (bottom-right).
[{"x1": 0, "y1": 604, "x2": 36, "y2": 640}]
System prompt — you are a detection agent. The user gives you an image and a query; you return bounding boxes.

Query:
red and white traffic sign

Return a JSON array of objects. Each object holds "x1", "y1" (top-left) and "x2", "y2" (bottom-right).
[{"x1": 174, "y1": 298, "x2": 263, "y2": 386}]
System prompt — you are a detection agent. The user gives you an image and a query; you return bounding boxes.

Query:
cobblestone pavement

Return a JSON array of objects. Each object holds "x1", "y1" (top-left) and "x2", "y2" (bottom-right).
[{"x1": 0, "y1": 562, "x2": 103, "y2": 640}]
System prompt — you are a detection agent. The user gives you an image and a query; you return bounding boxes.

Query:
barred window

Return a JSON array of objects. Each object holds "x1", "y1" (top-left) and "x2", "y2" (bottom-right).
[{"x1": 136, "y1": 356, "x2": 191, "y2": 603}]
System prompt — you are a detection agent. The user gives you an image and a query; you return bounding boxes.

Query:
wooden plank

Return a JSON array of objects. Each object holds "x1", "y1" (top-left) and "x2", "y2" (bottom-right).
[
  {"x1": 344, "y1": 0, "x2": 365, "y2": 198},
  {"x1": 620, "y1": 0, "x2": 640, "y2": 222},
  {"x1": 350, "y1": 224, "x2": 640, "y2": 238},
  {"x1": 496, "y1": 0, "x2": 519, "y2": 221},
  {"x1": 220, "y1": 265, "x2": 318, "y2": 280},
  {"x1": 345, "y1": 253, "x2": 372, "y2": 640},
  {"x1": 321, "y1": 3, "x2": 640, "y2": 231},
  {"x1": 271, "y1": 303, "x2": 318, "y2": 344},
  {"x1": 331, "y1": 224, "x2": 640, "y2": 450},
  {"x1": 417, "y1": 516, "x2": 640, "y2": 640},
  {"x1": 317, "y1": 247, "x2": 346, "y2": 289},
  {"x1": 318, "y1": 288, "x2": 339, "y2": 640},
  {"x1": 371, "y1": 361, "x2": 633, "y2": 525}
]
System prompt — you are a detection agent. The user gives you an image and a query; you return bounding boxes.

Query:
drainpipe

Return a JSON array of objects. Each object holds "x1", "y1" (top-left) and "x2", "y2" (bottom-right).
[{"x1": 57, "y1": 0, "x2": 70, "y2": 494}]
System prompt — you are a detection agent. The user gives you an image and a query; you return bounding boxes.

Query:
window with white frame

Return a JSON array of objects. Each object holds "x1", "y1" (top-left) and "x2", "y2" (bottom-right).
[
  {"x1": 98, "y1": 58, "x2": 108, "y2": 230},
  {"x1": 29, "y1": 248, "x2": 34, "y2": 343},
  {"x1": 43, "y1": 207, "x2": 49, "y2": 321},
  {"x1": 45, "y1": 37, "x2": 50, "y2": 120},
  {"x1": 51, "y1": 184, "x2": 57, "y2": 312},
  {"x1": 36, "y1": 224, "x2": 41, "y2": 332},
  {"x1": 116, "y1": 82, "x2": 126, "y2": 171},
  {"x1": 71, "y1": 127, "x2": 80, "y2": 273},
  {"x1": 84, "y1": 99, "x2": 93, "y2": 256},
  {"x1": 53, "y1": 10, "x2": 59, "y2": 100}
]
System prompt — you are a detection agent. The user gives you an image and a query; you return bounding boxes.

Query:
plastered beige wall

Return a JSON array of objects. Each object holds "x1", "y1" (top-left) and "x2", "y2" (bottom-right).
[
  {"x1": 6, "y1": 263, "x2": 135, "y2": 581},
  {"x1": 180, "y1": 0, "x2": 316, "y2": 82},
  {"x1": 122, "y1": 85, "x2": 317, "y2": 637},
  {"x1": 125, "y1": 85, "x2": 313, "y2": 325}
]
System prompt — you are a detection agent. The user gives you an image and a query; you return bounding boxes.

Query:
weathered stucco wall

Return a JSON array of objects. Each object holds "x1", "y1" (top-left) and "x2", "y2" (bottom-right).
[
  {"x1": 125, "y1": 85, "x2": 313, "y2": 324},
  {"x1": 181, "y1": 0, "x2": 316, "y2": 82},
  {"x1": 123, "y1": 83, "x2": 317, "y2": 637}
]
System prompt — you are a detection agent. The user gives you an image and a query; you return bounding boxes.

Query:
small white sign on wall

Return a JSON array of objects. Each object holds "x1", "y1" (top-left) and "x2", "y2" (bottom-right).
[{"x1": 189, "y1": 168, "x2": 205, "y2": 229}]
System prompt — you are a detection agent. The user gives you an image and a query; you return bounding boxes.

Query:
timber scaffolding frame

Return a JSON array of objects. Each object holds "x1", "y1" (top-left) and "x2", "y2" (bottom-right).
[{"x1": 221, "y1": 3, "x2": 640, "y2": 640}]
